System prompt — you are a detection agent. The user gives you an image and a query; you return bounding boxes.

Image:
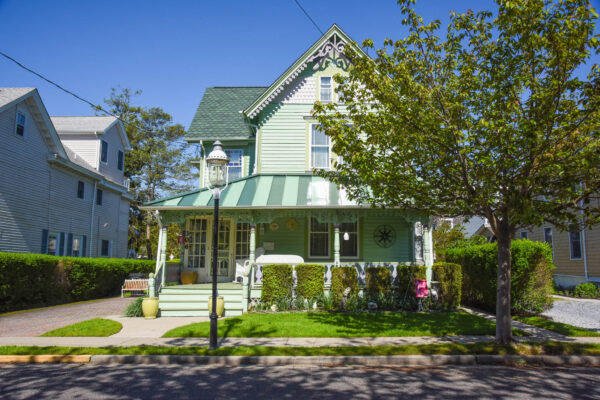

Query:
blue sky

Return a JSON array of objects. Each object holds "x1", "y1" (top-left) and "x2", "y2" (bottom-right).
[{"x1": 1, "y1": 0, "x2": 598, "y2": 129}]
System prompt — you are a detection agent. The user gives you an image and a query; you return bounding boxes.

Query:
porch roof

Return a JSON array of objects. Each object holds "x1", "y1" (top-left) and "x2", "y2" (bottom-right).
[{"x1": 142, "y1": 173, "x2": 364, "y2": 210}]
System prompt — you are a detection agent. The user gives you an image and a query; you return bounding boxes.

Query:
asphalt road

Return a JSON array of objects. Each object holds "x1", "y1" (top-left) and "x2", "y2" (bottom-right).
[{"x1": 1, "y1": 364, "x2": 599, "y2": 399}]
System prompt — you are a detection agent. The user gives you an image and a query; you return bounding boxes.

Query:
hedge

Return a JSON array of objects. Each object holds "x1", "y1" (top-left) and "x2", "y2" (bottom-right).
[
  {"x1": 261, "y1": 264, "x2": 293, "y2": 303},
  {"x1": 446, "y1": 240, "x2": 554, "y2": 315},
  {"x1": 0, "y1": 252, "x2": 154, "y2": 313},
  {"x1": 396, "y1": 264, "x2": 427, "y2": 299},
  {"x1": 295, "y1": 264, "x2": 325, "y2": 299},
  {"x1": 365, "y1": 267, "x2": 391, "y2": 298},
  {"x1": 331, "y1": 266, "x2": 359, "y2": 307},
  {"x1": 432, "y1": 262, "x2": 462, "y2": 310}
]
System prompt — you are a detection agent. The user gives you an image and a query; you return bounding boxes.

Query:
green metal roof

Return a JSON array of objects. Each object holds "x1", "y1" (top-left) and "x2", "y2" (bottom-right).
[
  {"x1": 186, "y1": 87, "x2": 267, "y2": 141},
  {"x1": 143, "y1": 174, "x2": 364, "y2": 209}
]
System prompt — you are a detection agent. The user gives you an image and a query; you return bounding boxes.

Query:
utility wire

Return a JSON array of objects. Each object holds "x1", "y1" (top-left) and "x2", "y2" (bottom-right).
[{"x1": 294, "y1": 0, "x2": 324, "y2": 35}]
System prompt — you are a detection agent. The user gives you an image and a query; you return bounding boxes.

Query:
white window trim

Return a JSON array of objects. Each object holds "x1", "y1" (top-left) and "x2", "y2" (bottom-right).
[
  {"x1": 225, "y1": 149, "x2": 244, "y2": 181},
  {"x1": 308, "y1": 217, "x2": 330, "y2": 259},
  {"x1": 100, "y1": 140, "x2": 109, "y2": 164},
  {"x1": 319, "y1": 76, "x2": 333, "y2": 103},
  {"x1": 340, "y1": 220, "x2": 360, "y2": 260},
  {"x1": 72, "y1": 235, "x2": 84, "y2": 257},
  {"x1": 309, "y1": 123, "x2": 332, "y2": 170},
  {"x1": 15, "y1": 110, "x2": 26, "y2": 139},
  {"x1": 569, "y1": 230, "x2": 583, "y2": 260}
]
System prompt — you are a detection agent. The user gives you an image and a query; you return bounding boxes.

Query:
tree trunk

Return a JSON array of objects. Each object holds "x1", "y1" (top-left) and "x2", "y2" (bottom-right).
[
  {"x1": 496, "y1": 231, "x2": 513, "y2": 344},
  {"x1": 145, "y1": 215, "x2": 153, "y2": 260}
]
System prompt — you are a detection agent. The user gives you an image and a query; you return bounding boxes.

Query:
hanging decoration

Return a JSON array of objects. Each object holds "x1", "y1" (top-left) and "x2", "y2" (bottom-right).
[
  {"x1": 286, "y1": 218, "x2": 298, "y2": 231},
  {"x1": 373, "y1": 225, "x2": 396, "y2": 248},
  {"x1": 269, "y1": 222, "x2": 279, "y2": 231}
]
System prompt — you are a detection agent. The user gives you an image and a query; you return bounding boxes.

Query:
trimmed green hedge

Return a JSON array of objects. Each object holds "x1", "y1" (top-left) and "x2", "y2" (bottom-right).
[
  {"x1": 365, "y1": 267, "x2": 391, "y2": 298},
  {"x1": 0, "y1": 252, "x2": 154, "y2": 313},
  {"x1": 295, "y1": 264, "x2": 325, "y2": 299},
  {"x1": 446, "y1": 240, "x2": 554, "y2": 315},
  {"x1": 433, "y1": 262, "x2": 462, "y2": 310},
  {"x1": 331, "y1": 266, "x2": 359, "y2": 307},
  {"x1": 261, "y1": 264, "x2": 293, "y2": 303},
  {"x1": 396, "y1": 264, "x2": 427, "y2": 298}
]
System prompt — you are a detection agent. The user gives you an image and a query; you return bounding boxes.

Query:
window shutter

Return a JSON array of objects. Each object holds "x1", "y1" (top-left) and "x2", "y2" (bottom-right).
[
  {"x1": 41, "y1": 229, "x2": 48, "y2": 254},
  {"x1": 59, "y1": 232, "x2": 65, "y2": 256},
  {"x1": 82, "y1": 236, "x2": 87, "y2": 257},
  {"x1": 66, "y1": 233, "x2": 73, "y2": 256}
]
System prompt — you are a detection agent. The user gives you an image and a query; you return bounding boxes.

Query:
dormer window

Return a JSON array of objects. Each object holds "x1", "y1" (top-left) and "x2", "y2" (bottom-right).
[
  {"x1": 101, "y1": 140, "x2": 108, "y2": 163},
  {"x1": 15, "y1": 112, "x2": 25, "y2": 137},
  {"x1": 320, "y1": 77, "x2": 332, "y2": 103}
]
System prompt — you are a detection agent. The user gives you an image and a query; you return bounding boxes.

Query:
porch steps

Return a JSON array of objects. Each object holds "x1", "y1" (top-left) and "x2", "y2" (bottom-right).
[{"x1": 158, "y1": 285, "x2": 244, "y2": 317}]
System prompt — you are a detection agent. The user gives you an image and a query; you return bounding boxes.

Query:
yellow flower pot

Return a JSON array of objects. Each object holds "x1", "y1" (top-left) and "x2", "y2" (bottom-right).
[
  {"x1": 208, "y1": 296, "x2": 224, "y2": 317},
  {"x1": 180, "y1": 270, "x2": 198, "y2": 284},
  {"x1": 142, "y1": 297, "x2": 159, "y2": 319}
]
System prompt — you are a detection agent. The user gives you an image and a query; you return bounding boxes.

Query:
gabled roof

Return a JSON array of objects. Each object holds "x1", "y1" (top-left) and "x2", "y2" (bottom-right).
[
  {"x1": 243, "y1": 24, "x2": 368, "y2": 119},
  {"x1": 0, "y1": 88, "x2": 36, "y2": 111},
  {"x1": 51, "y1": 116, "x2": 131, "y2": 150},
  {"x1": 186, "y1": 87, "x2": 267, "y2": 142}
]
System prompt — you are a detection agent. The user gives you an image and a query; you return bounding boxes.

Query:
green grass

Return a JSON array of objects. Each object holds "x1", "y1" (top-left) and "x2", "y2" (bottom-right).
[
  {"x1": 514, "y1": 316, "x2": 600, "y2": 337},
  {"x1": 1, "y1": 342, "x2": 599, "y2": 356},
  {"x1": 40, "y1": 318, "x2": 122, "y2": 337},
  {"x1": 164, "y1": 311, "x2": 511, "y2": 338}
]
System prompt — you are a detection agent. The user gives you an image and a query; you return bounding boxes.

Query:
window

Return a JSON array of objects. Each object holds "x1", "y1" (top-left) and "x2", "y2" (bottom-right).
[
  {"x1": 96, "y1": 189, "x2": 103, "y2": 205},
  {"x1": 117, "y1": 150, "x2": 124, "y2": 171},
  {"x1": 320, "y1": 76, "x2": 332, "y2": 103},
  {"x1": 309, "y1": 217, "x2": 329, "y2": 258},
  {"x1": 77, "y1": 181, "x2": 85, "y2": 199},
  {"x1": 310, "y1": 125, "x2": 330, "y2": 169},
  {"x1": 225, "y1": 149, "x2": 243, "y2": 181},
  {"x1": 569, "y1": 228, "x2": 582, "y2": 260},
  {"x1": 188, "y1": 218, "x2": 208, "y2": 268},
  {"x1": 47, "y1": 232, "x2": 59, "y2": 256},
  {"x1": 544, "y1": 227, "x2": 553, "y2": 250},
  {"x1": 101, "y1": 140, "x2": 108, "y2": 163},
  {"x1": 101, "y1": 240, "x2": 110, "y2": 257},
  {"x1": 15, "y1": 112, "x2": 25, "y2": 137},
  {"x1": 340, "y1": 221, "x2": 358, "y2": 258},
  {"x1": 72, "y1": 235, "x2": 83, "y2": 257},
  {"x1": 520, "y1": 231, "x2": 528, "y2": 240},
  {"x1": 236, "y1": 222, "x2": 251, "y2": 259}
]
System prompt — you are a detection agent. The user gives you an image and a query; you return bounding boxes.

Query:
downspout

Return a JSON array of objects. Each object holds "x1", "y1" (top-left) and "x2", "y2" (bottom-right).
[
  {"x1": 89, "y1": 181, "x2": 97, "y2": 257},
  {"x1": 199, "y1": 139, "x2": 206, "y2": 187}
]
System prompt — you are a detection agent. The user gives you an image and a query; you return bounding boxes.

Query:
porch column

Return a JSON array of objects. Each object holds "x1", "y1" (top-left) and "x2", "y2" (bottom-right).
[
  {"x1": 243, "y1": 224, "x2": 256, "y2": 313},
  {"x1": 160, "y1": 225, "x2": 167, "y2": 287},
  {"x1": 249, "y1": 225, "x2": 256, "y2": 265},
  {"x1": 414, "y1": 222, "x2": 424, "y2": 265},
  {"x1": 423, "y1": 224, "x2": 433, "y2": 285},
  {"x1": 334, "y1": 225, "x2": 340, "y2": 266}
]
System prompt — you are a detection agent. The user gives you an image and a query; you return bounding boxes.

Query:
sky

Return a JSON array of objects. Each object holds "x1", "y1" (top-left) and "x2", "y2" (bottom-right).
[{"x1": 1, "y1": 0, "x2": 599, "y2": 130}]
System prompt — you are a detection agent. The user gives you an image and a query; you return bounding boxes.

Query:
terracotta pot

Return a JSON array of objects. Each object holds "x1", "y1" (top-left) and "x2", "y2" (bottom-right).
[
  {"x1": 142, "y1": 297, "x2": 159, "y2": 319},
  {"x1": 180, "y1": 270, "x2": 198, "y2": 284},
  {"x1": 208, "y1": 296, "x2": 224, "y2": 317}
]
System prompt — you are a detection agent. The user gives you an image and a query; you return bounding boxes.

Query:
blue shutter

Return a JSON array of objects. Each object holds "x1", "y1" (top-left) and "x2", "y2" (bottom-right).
[
  {"x1": 59, "y1": 232, "x2": 65, "y2": 256},
  {"x1": 66, "y1": 233, "x2": 73, "y2": 256},
  {"x1": 82, "y1": 235, "x2": 87, "y2": 257},
  {"x1": 41, "y1": 229, "x2": 48, "y2": 254}
]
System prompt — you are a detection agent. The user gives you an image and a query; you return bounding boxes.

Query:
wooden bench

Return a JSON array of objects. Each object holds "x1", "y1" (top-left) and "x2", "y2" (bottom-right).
[{"x1": 121, "y1": 279, "x2": 149, "y2": 297}]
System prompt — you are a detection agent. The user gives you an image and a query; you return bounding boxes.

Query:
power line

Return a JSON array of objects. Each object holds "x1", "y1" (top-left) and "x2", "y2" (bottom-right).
[{"x1": 293, "y1": 0, "x2": 324, "y2": 35}]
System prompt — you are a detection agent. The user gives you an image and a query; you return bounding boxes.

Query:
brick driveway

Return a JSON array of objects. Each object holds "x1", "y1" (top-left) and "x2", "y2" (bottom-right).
[{"x1": 0, "y1": 297, "x2": 135, "y2": 337}]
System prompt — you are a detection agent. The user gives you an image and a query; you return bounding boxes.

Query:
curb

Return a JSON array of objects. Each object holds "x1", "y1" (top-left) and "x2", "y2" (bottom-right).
[{"x1": 0, "y1": 355, "x2": 91, "y2": 363}]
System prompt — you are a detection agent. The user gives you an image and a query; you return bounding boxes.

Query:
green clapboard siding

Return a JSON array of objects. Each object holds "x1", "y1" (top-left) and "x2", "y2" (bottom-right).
[
  {"x1": 361, "y1": 215, "x2": 411, "y2": 262},
  {"x1": 260, "y1": 217, "x2": 306, "y2": 255}
]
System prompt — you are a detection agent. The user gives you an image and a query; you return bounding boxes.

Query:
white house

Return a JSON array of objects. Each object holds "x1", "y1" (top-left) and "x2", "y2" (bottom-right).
[{"x1": 0, "y1": 88, "x2": 132, "y2": 258}]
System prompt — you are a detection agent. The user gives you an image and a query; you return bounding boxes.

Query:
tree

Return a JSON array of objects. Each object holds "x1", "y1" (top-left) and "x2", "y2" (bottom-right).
[
  {"x1": 105, "y1": 88, "x2": 195, "y2": 259},
  {"x1": 433, "y1": 221, "x2": 486, "y2": 261},
  {"x1": 314, "y1": 0, "x2": 600, "y2": 344}
]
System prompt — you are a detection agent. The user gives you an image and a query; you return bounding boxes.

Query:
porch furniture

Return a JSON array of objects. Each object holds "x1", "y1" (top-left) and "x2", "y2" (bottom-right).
[{"x1": 121, "y1": 279, "x2": 149, "y2": 297}]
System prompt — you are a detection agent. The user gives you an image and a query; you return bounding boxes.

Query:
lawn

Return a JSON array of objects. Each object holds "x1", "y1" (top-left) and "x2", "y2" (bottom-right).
[
  {"x1": 514, "y1": 316, "x2": 600, "y2": 337},
  {"x1": 40, "y1": 318, "x2": 122, "y2": 337},
  {"x1": 1, "y1": 342, "x2": 599, "y2": 356},
  {"x1": 164, "y1": 312, "x2": 503, "y2": 338}
]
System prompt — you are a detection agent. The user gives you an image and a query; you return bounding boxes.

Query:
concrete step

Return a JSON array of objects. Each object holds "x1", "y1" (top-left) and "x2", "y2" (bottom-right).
[
  {"x1": 158, "y1": 294, "x2": 244, "y2": 302},
  {"x1": 159, "y1": 288, "x2": 243, "y2": 295},
  {"x1": 160, "y1": 309, "x2": 243, "y2": 317},
  {"x1": 159, "y1": 301, "x2": 243, "y2": 310}
]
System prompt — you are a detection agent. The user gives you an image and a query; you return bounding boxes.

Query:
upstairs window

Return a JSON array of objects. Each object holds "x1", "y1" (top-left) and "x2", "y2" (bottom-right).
[
  {"x1": 96, "y1": 189, "x2": 103, "y2": 205},
  {"x1": 77, "y1": 181, "x2": 85, "y2": 199},
  {"x1": 520, "y1": 231, "x2": 528, "y2": 240},
  {"x1": 569, "y1": 228, "x2": 582, "y2": 260},
  {"x1": 117, "y1": 150, "x2": 124, "y2": 171},
  {"x1": 310, "y1": 125, "x2": 330, "y2": 169},
  {"x1": 320, "y1": 77, "x2": 332, "y2": 103},
  {"x1": 544, "y1": 227, "x2": 553, "y2": 250},
  {"x1": 101, "y1": 140, "x2": 108, "y2": 163},
  {"x1": 225, "y1": 149, "x2": 243, "y2": 181},
  {"x1": 15, "y1": 112, "x2": 26, "y2": 137}
]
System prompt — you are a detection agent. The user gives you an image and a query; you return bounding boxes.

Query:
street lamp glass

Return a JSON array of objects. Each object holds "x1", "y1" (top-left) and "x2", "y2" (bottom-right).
[{"x1": 206, "y1": 141, "x2": 230, "y2": 188}]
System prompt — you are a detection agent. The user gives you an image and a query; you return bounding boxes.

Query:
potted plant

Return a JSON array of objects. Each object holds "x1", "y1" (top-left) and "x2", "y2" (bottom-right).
[
  {"x1": 180, "y1": 270, "x2": 198, "y2": 284},
  {"x1": 142, "y1": 296, "x2": 159, "y2": 319}
]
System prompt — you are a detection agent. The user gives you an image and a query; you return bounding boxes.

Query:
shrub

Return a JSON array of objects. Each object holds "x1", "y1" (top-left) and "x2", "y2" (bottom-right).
[
  {"x1": 446, "y1": 240, "x2": 554, "y2": 315},
  {"x1": 330, "y1": 266, "x2": 359, "y2": 307},
  {"x1": 365, "y1": 267, "x2": 391, "y2": 298},
  {"x1": 396, "y1": 264, "x2": 427, "y2": 299},
  {"x1": 295, "y1": 264, "x2": 325, "y2": 299},
  {"x1": 574, "y1": 282, "x2": 599, "y2": 298},
  {"x1": 433, "y1": 262, "x2": 462, "y2": 310},
  {"x1": 0, "y1": 252, "x2": 154, "y2": 313},
  {"x1": 261, "y1": 264, "x2": 293, "y2": 303},
  {"x1": 123, "y1": 297, "x2": 144, "y2": 317}
]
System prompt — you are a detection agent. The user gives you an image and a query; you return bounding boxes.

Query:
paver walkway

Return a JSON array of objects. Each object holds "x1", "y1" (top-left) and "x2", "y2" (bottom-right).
[{"x1": 0, "y1": 297, "x2": 135, "y2": 337}]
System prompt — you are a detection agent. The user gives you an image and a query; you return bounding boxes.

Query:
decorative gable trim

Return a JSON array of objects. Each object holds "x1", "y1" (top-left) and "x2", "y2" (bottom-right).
[{"x1": 244, "y1": 24, "x2": 367, "y2": 119}]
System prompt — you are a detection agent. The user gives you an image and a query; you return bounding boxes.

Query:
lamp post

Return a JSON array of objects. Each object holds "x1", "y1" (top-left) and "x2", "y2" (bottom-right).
[{"x1": 205, "y1": 140, "x2": 230, "y2": 349}]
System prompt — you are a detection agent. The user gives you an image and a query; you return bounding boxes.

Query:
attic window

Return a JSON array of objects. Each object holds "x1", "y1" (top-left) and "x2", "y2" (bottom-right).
[
  {"x1": 320, "y1": 77, "x2": 332, "y2": 103},
  {"x1": 15, "y1": 112, "x2": 25, "y2": 137}
]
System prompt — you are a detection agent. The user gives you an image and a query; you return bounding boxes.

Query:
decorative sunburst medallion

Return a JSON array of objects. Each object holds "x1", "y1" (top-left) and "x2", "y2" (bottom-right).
[{"x1": 373, "y1": 225, "x2": 396, "y2": 248}]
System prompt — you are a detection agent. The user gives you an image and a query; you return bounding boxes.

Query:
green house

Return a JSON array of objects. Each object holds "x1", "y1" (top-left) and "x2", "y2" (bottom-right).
[{"x1": 142, "y1": 25, "x2": 433, "y2": 316}]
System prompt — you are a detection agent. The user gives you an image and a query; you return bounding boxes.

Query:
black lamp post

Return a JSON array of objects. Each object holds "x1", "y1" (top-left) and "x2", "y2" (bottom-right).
[{"x1": 205, "y1": 140, "x2": 229, "y2": 350}]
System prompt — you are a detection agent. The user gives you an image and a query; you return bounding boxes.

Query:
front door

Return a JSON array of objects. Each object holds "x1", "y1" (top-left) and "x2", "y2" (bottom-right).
[{"x1": 214, "y1": 219, "x2": 233, "y2": 282}]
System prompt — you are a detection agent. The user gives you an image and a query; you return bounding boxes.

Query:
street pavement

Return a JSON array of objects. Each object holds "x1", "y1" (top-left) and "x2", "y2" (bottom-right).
[{"x1": 0, "y1": 364, "x2": 599, "y2": 399}]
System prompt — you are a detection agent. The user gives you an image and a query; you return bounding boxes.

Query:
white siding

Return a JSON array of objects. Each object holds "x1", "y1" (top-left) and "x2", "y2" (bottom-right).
[
  {"x1": 58, "y1": 135, "x2": 99, "y2": 170},
  {"x1": 97, "y1": 124, "x2": 125, "y2": 186},
  {"x1": 272, "y1": 74, "x2": 316, "y2": 104}
]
